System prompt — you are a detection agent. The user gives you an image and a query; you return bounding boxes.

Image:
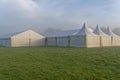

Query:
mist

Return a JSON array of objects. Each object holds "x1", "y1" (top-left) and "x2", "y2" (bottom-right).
[{"x1": 0, "y1": 0, "x2": 120, "y2": 35}]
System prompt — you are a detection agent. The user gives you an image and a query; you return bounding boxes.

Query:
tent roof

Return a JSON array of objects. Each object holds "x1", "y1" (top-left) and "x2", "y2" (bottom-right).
[
  {"x1": 93, "y1": 25, "x2": 108, "y2": 36},
  {"x1": 44, "y1": 29, "x2": 79, "y2": 37},
  {"x1": 0, "y1": 31, "x2": 23, "y2": 39},
  {"x1": 44, "y1": 24, "x2": 94, "y2": 37},
  {"x1": 72, "y1": 23, "x2": 95, "y2": 36},
  {"x1": 106, "y1": 27, "x2": 119, "y2": 36},
  {"x1": 0, "y1": 29, "x2": 43, "y2": 39}
]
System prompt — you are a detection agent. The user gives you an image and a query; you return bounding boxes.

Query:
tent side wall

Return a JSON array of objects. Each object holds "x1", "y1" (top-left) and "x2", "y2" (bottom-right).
[
  {"x1": 70, "y1": 35, "x2": 86, "y2": 47},
  {"x1": 30, "y1": 30, "x2": 45, "y2": 46},
  {"x1": 11, "y1": 32, "x2": 30, "y2": 47},
  {"x1": 0, "y1": 38, "x2": 11, "y2": 47},
  {"x1": 0, "y1": 39, "x2": 3, "y2": 46},
  {"x1": 112, "y1": 36, "x2": 120, "y2": 46},
  {"x1": 86, "y1": 36, "x2": 100, "y2": 48},
  {"x1": 100, "y1": 36, "x2": 111, "y2": 47},
  {"x1": 57, "y1": 36, "x2": 69, "y2": 47},
  {"x1": 46, "y1": 37, "x2": 57, "y2": 46},
  {"x1": 11, "y1": 30, "x2": 45, "y2": 47}
]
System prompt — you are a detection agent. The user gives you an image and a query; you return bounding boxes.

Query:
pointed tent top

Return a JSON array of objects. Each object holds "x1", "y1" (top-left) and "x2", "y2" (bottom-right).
[
  {"x1": 72, "y1": 23, "x2": 96, "y2": 36},
  {"x1": 96, "y1": 25, "x2": 99, "y2": 28},
  {"x1": 106, "y1": 26, "x2": 118, "y2": 36},
  {"x1": 93, "y1": 25, "x2": 108, "y2": 36},
  {"x1": 83, "y1": 22, "x2": 86, "y2": 27}
]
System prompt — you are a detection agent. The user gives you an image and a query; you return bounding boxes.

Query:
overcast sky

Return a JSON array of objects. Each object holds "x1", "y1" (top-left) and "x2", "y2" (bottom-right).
[{"x1": 0, "y1": 0, "x2": 120, "y2": 35}]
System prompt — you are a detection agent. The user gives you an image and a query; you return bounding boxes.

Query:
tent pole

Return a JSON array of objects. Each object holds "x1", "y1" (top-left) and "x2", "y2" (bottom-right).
[
  {"x1": 29, "y1": 32, "x2": 31, "y2": 47},
  {"x1": 45, "y1": 38, "x2": 47, "y2": 47},
  {"x1": 55, "y1": 37, "x2": 57, "y2": 47},
  {"x1": 111, "y1": 36, "x2": 113, "y2": 46},
  {"x1": 100, "y1": 36, "x2": 102, "y2": 47},
  {"x1": 68, "y1": 36, "x2": 70, "y2": 47}
]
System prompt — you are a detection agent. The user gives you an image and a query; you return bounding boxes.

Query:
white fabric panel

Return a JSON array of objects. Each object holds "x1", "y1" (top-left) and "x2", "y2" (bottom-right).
[
  {"x1": 47, "y1": 37, "x2": 57, "y2": 46},
  {"x1": 0, "y1": 40, "x2": 2, "y2": 46},
  {"x1": 11, "y1": 39, "x2": 29, "y2": 47},
  {"x1": 31, "y1": 38, "x2": 45, "y2": 46},
  {"x1": 11, "y1": 30, "x2": 45, "y2": 47},
  {"x1": 29, "y1": 30, "x2": 45, "y2": 46},
  {"x1": 0, "y1": 39, "x2": 11, "y2": 47},
  {"x1": 86, "y1": 36, "x2": 100, "y2": 47},
  {"x1": 70, "y1": 36, "x2": 86, "y2": 47},
  {"x1": 112, "y1": 36, "x2": 120, "y2": 46},
  {"x1": 100, "y1": 36, "x2": 111, "y2": 47},
  {"x1": 57, "y1": 37, "x2": 69, "y2": 47}
]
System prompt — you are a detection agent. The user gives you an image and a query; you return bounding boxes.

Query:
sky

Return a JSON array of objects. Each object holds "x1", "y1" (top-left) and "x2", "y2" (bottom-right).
[{"x1": 0, "y1": 0, "x2": 120, "y2": 35}]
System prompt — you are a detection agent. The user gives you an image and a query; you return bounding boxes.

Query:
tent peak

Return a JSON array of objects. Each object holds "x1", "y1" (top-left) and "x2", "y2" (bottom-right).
[
  {"x1": 106, "y1": 27, "x2": 118, "y2": 36},
  {"x1": 73, "y1": 23, "x2": 95, "y2": 36},
  {"x1": 93, "y1": 25, "x2": 108, "y2": 36}
]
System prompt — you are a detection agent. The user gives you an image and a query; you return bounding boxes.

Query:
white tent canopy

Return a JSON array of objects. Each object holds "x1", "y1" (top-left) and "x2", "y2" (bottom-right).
[
  {"x1": 0, "y1": 30, "x2": 45, "y2": 47},
  {"x1": 106, "y1": 27, "x2": 118, "y2": 36},
  {"x1": 72, "y1": 23, "x2": 95, "y2": 36},
  {"x1": 45, "y1": 30, "x2": 78, "y2": 46},
  {"x1": 93, "y1": 25, "x2": 107, "y2": 36},
  {"x1": 70, "y1": 23, "x2": 100, "y2": 47},
  {"x1": 45, "y1": 23, "x2": 99, "y2": 47},
  {"x1": 106, "y1": 27, "x2": 120, "y2": 46},
  {"x1": 93, "y1": 25, "x2": 111, "y2": 47}
]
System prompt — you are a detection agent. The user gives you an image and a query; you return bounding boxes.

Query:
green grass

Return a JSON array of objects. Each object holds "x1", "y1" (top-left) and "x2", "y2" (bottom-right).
[{"x1": 0, "y1": 47, "x2": 120, "y2": 80}]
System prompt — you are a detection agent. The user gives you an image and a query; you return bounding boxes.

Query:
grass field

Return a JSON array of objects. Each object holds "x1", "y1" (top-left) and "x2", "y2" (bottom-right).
[{"x1": 0, "y1": 47, "x2": 120, "y2": 80}]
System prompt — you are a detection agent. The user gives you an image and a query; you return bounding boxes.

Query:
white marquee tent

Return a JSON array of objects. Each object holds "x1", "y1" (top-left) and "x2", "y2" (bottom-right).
[
  {"x1": 45, "y1": 30, "x2": 79, "y2": 47},
  {"x1": 106, "y1": 27, "x2": 120, "y2": 46},
  {"x1": 45, "y1": 24, "x2": 98, "y2": 47},
  {"x1": 43, "y1": 24, "x2": 120, "y2": 48},
  {"x1": 56, "y1": 36, "x2": 70, "y2": 47},
  {"x1": 93, "y1": 25, "x2": 111, "y2": 47},
  {"x1": 70, "y1": 23, "x2": 100, "y2": 47},
  {"x1": 45, "y1": 37, "x2": 57, "y2": 46},
  {"x1": 0, "y1": 30, "x2": 45, "y2": 47}
]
